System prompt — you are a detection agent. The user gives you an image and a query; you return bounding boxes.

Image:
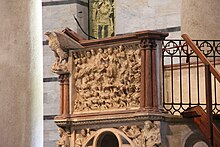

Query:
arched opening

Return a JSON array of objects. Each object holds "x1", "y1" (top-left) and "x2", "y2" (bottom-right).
[
  {"x1": 97, "y1": 131, "x2": 119, "y2": 147},
  {"x1": 184, "y1": 132, "x2": 209, "y2": 147}
]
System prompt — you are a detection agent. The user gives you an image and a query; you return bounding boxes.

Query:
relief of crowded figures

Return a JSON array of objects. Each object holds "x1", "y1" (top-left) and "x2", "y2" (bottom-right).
[{"x1": 72, "y1": 44, "x2": 141, "y2": 112}]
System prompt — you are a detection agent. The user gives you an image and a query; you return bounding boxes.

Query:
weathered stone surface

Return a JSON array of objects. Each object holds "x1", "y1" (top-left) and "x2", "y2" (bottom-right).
[
  {"x1": 43, "y1": 4, "x2": 78, "y2": 41},
  {"x1": 0, "y1": 0, "x2": 43, "y2": 146},
  {"x1": 44, "y1": 45, "x2": 57, "y2": 78},
  {"x1": 182, "y1": 0, "x2": 220, "y2": 39},
  {"x1": 44, "y1": 82, "x2": 60, "y2": 115},
  {"x1": 44, "y1": 120, "x2": 59, "y2": 146},
  {"x1": 116, "y1": 0, "x2": 181, "y2": 34}
]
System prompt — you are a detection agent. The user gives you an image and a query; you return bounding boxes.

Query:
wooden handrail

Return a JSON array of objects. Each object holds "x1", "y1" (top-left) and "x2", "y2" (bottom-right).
[
  {"x1": 182, "y1": 34, "x2": 220, "y2": 147},
  {"x1": 181, "y1": 34, "x2": 220, "y2": 83}
]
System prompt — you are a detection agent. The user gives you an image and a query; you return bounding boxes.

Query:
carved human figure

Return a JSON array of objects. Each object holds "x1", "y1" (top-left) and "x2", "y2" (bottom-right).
[
  {"x1": 95, "y1": 0, "x2": 113, "y2": 38},
  {"x1": 56, "y1": 128, "x2": 70, "y2": 147},
  {"x1": 105, "y1": 47, "x2": 117, "y2": 84},
  {"x1": 75, "y1": 129, "x2": 88, "y2": 147},
  {"x1": 142, "y1": 121, "x2": 161, "y2": 147},
  {"x1": 120, "y1": 125, "x2": 142, "y2": 146},
  {"x1": 73, "y1": 47, "x2": 141, "y2": 112}
]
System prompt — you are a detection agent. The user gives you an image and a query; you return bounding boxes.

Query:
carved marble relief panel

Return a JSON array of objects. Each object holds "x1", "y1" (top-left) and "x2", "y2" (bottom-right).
[
  {"x1": 72, "y1": 121, "x2": 161, "y2": 147},
  {"x1": 89, "y1": 0, "x2": 115, "y2": 39},
  {"x1": 72, "y1": 44, "x2": 141, "y2": 113},
  {"x1": 120, "y1": 121, "x2": 161, "y2": 147}
]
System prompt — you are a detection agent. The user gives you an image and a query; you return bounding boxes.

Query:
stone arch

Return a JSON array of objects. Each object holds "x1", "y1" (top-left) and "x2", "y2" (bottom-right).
[
  {"x1": 83, "y1": 128, "x2": 135, "y2": 147},
  {"x1": 95, "y1": 131, "x2": 119, "y2": 147},
  {"x1": 183, "y1": 131, "x2": 209, "y2": 147}
]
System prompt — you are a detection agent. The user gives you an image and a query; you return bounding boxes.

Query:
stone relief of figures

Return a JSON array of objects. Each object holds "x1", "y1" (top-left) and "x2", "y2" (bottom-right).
[
  {"x1": 119, "y1": 125, "x2": 142, "y2": 146},
  {"x1": 73, "y1": 45, "x2": 141, "y2": 112},
  {"x1": 75, "y1": 129, "x2": 94, "y2": 147},
  {"x1": 56, "y1": 128, "x2": 70, "y2": 147},
  {"x1": 142, "y1": 121, "x2": 161, "y2": 147},
  {"x1": 119, "y1": 121, "x2": 161, "y2": 147}
]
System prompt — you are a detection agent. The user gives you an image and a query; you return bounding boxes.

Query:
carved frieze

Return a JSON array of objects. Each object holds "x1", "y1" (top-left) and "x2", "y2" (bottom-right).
[
  {"x1": 75, "y1": 129, "x2": 94, "y2": 147},
  {"x1": 71, "y1": 121, "x2": 161, "y2": 147},
  {"x1": 119, "y1": 125, "x2": 142, "y2": 146},
  {"x1": 72, "y1": 44, "x2": 141, "y2": 112},
  {"x1": 142, "y1": 121, "x2": 161, "y2": 147},
  {"x1": 120, "y1": 121, "x2": 161, "y2": 147}
]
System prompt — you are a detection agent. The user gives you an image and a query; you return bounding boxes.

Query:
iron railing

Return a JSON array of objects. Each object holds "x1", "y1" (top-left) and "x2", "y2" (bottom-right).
[{"x1": 162, "y1": 40, "x2": 220, "y2": 115}]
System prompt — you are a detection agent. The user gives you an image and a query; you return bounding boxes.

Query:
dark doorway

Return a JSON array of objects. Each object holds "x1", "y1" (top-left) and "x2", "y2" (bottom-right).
[{"x1": 97, "y1": 132, "x2": 119, "y2": 147}]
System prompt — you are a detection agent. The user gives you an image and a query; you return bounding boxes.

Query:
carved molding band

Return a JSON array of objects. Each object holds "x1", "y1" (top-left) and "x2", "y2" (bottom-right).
[{"x1": 72, "y1": 44, "x2": 141, "y2": 112}]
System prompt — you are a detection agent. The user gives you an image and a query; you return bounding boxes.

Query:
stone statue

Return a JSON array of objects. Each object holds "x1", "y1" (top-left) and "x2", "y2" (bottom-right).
[
  {"x1": 56, "y1": 128, "x2": 70, "y2": 147},
  {"x1": 45, "y1": 31, "x2": 84, "y2": 75},
  {"x1": 92, "y1": 0, "x2": 114, "y2": 38},
  {"x1": 142, "y1": 121, "x2": 161, "y2": 147},
  {"x1": 119, "y1": 122, "x2": 161, "y2": 147},
  {"x1": 75, "y1": 129, "x2": 88, "y2": 147}
]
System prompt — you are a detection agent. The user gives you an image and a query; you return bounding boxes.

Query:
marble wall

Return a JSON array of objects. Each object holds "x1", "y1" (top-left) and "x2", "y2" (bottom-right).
[
  {"x1": 0, "y1": 0, "x2": 43, "y2": 146},
  {"x1": 42, "y1": 0, "x2": 88, "y2": 146},
  {"x1": 116, "y1": 0, "x2": 181, "y2": 39}
]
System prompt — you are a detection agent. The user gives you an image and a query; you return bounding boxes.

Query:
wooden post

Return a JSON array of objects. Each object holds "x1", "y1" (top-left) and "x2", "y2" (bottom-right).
[
  {"x1": 145, "y1": 46, "x2": 153, "y2": 111},
  {"x1": 205, "y1": 65, "x2": 213, "y2": 146},
  {"x1": 140, "y1": 39, "x2": 158, "y2": 112},
  {"x1": 140, "y1": 49, "x2": 146, "y2": 109},
  {"x1": 152, "y1": 44, "x2": 159, "y2": 112}
]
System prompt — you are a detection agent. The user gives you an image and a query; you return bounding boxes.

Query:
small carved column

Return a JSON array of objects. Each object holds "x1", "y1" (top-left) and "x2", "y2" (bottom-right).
[
  {"x1": 63, "y1": 74, "x2": 70, "y2": 116},
  {"x1": 59, "y1": 75, "x2": 64, "y2": 115},
  {"x1": 140, "y1": 39, "x2": 158, "y2": 112},
  {"x1": 58, "y1": 74, "x2": 70, "y2": 117}
]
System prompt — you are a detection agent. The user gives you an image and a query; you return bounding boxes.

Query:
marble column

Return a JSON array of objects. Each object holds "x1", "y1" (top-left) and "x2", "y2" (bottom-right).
[
  {"x1": 0, "y1": 0, "x2": 43, "y2": 147},
  {"x1": 181, "y1": 0, "x2": 220, "y2": 39}
]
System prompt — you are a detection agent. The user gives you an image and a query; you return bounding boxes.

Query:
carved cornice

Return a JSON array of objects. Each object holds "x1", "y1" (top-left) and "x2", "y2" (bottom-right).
[
  {"x1": 79, "y1": 30, "x2": 168, "y2": 48},
  {"x1": 54, "y1": 113, "x2": 165, "y2": 128}
]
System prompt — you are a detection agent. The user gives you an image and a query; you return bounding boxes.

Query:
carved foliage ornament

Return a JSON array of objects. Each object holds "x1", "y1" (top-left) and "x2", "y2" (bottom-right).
[
  {"x1": 139, "y1": 39, "x2": 157, "y2": 49},
  {"x1": 73, "y1": 44, "x2": 141, "y2": 112}
]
